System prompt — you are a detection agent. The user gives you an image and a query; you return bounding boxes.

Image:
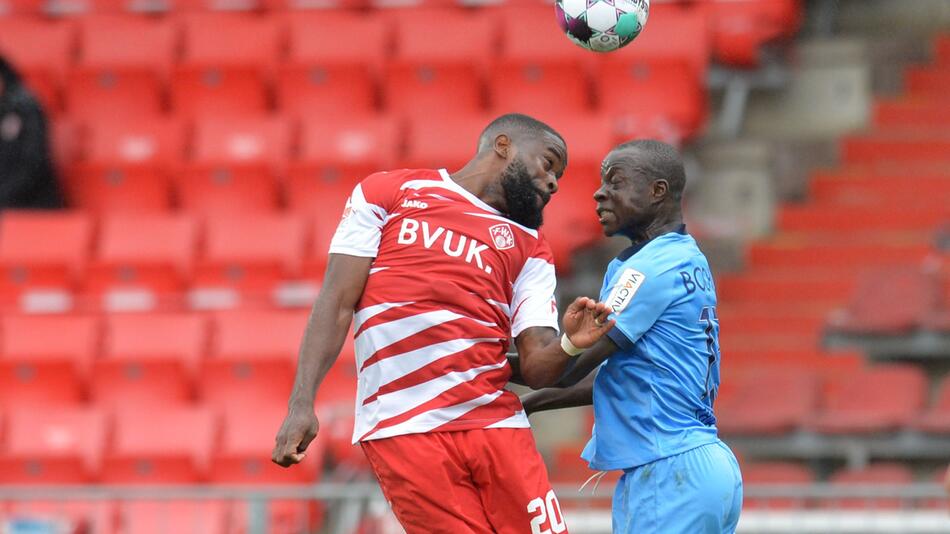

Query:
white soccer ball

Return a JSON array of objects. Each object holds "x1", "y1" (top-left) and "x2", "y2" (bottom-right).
[{"x1": 555, "y1": 0, "x2": 650, "y2": 53}]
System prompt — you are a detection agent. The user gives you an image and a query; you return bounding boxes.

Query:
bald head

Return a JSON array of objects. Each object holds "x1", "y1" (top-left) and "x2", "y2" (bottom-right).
[
  {"x1": 477, "y1": 113, "x2": 565, "y2": 156},
  {"x1": 606, "y1": 140, "x2": 686, "y2": 202}
]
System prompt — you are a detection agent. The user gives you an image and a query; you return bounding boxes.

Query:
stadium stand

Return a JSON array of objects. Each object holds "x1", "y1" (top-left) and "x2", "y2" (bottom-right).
[{"x1": 2, "y1": 1, "x2": 949, "y2": 532}]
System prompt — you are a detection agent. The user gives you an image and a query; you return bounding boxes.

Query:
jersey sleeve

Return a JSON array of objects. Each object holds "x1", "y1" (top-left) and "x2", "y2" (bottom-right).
[
  {"x1": 603, "y1": 263, "x2": 675, "y2": 350},
  {"x1": 328, "y1": 173, "x2": 401, "y2": 258},
  {"x1": 510, "y1": 241, "x2": 558, "y2": 338}
]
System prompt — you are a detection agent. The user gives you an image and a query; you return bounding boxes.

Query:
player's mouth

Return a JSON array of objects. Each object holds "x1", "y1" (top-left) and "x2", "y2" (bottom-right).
[
  {"x1": 536, "y1": 190, "x2": 551, "y2": 208},
  {"x1": 596, "y1": 208, "x2": 613, "y2": 225}
]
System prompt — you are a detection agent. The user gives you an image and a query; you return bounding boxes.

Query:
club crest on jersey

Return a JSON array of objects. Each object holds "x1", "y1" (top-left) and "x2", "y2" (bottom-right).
[
  {"x1": 489, "y1": 224, "x2": 515, "y2": 250},
  {"x1": 340, "y1": 198, "x2": 353, "y2": 221},
  {"x1": 606, "y1": 268, "x2": 646, "y2": 314}
]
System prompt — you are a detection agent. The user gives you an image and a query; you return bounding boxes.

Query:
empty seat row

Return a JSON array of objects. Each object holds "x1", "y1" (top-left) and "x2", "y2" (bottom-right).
[
  {"x1": 0, "y1": 0, "x2": 800, "y2": 67},
  {"x1": 828, "y1": 260, "x2": 950, "y2": 336},
  {"x1": 0, "y1": 311, "x2": 358, "y2": 410},
  {"x1": 715, "y1": 364, "x2": 949, "y2": 436},
  {"x1": 740, "y1": 462, "x2": 947, "y2": 510},
  {"x1": 0, "y1": 6, "x2": 708, "y2": 135},
  {"x1": 0, "y1": 405, "x2": 326, "y2": 485}
]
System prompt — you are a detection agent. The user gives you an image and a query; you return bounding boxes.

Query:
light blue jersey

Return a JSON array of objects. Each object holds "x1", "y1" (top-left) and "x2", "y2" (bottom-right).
[{"x1": 580, "y1": 226, "x2": 742, "y2": 534}]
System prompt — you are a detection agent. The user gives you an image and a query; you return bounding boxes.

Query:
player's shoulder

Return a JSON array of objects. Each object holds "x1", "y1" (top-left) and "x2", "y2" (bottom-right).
[
  {"x1": 360, "y1": 168, "x2": 440, "y2": 191},
  {"x1": 617, "y1": 233, "x2": 704, "y2": 281}
]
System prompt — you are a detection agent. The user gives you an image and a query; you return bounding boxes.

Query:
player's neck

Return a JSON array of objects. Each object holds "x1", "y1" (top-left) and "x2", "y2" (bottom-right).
[
  {"x1": 628, "y1": 214, "x2": 684, "y2": 244},
  {"x1": 449, "y1": 161, "x2": 506, "y2": 210}
]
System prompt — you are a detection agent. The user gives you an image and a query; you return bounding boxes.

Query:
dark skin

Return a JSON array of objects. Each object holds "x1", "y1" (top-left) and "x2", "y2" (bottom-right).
[
  {"x1": 518, "y1": 145, "x2": 685, "y2": 415},
  {"x1": 272, "y1": 128, "x2": 615, "y2": 468}
]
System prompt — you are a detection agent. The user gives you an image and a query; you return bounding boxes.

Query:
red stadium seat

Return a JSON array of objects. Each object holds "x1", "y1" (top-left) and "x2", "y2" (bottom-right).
[
  {"x1": 543, "y1": 187, "x2": 604, "y2": 273},
  {"x1": 811, "y1": 364, "x2": 927, "y2": 434},
  {"x1": 384, "y1": 63, "x2": 483, "y2": 118},
  {"x1": 192, "y1": 215, "x2": 306, "y2": 302},
  {"x1": 827, "y1": 464, "x2": 914, "y2": 510},
  {"x1": 173, "y1": 13, "x2": 278, "y2": 117},
  {"x1": 873, "y1": 99, "x2": 950, "y2": 129},
  {"x1": 935, "y1": 33, "x2": 950, "y2": 66},
  {"x1": 66, "y1": 119, "x2": 183, "y2": 213},
  {"x1": 287, "y1": 117, "x2": 399, "y2": 218},
  {"x1": 0, "y1": 408, "x2": 105, "y2": 484},
  {"x1": 285, "y1": 11, "x2": 387, "y2": 69},
  {"x1": 170, "y1": 65, "x2": 269, "y2": 118},
  {"x1": 182, "y1": 13, "x2": 280, "y2": 69},
  {"x1": 277, "y1": 64, "x2": 377, "y2": 118},
  {"x1": 278, "y1": 11, "x2": 386, "y2": 117},
  {"x1": 492, "y1": 6, "x2": 590, "y2": 116},
  {"x1": 67, "y1": 15, "x2": 175, "y2": 120},
  {"x1": 914, "y1": 373, "x2": 950, "y2": 433},
  {"x1": 200, "y1": 311, "x2": 309, "y2": 409},
  {"x1": 299, "y1": 182, "x2": 354, "y2": 280},
  {"x1": 404, "y1": 113, "x2": 491, "y2": 171},
  {"x1": 0, "y1": 211, "x2": 91, "y2": 310},
  {"x1": 383, "y1": 9, "x2": 494, "y2": 116},
  {"x1": 905, "y1": 66, "x2": 950, "y2": 96},
  {"x1": 0, "y1": 0, "x2": 43, "y2": 14},
  {"x1": 85, "y1": 214, "x2": 197, "y2": 305},
  {"x1": 489, "y1": 61, "x2": 590, "y2": 118},
  {"x1": 90, "y1": 313, "x2": 208, "y2": 409},
  {"x1": 51, "y1": 118, "x2": 82, "y2": 170},
  {"x1": 741, "y1": 461, "x2": 814, "y2": 509},
  {"x1": 118, "y1": 501, "x2": 229, "y2": 534},
  {"x1": 0, "y1": 18, "x2": 74, "y2": 112},
  {"x1": 178, "y1": 117, "x2": 291, "y2": 215},
  {"x1": 594, "y1": 4, "x2": 709, "y2": 141},
  {"x1": 103, "y1": 407, "x2": 217, "y2": 484},
  {"x1": 66, "y1": 70, "x2": 163, "y2": 120},
  {"x1": 715, "y1": 368, "x2": 817, "y2": 435},
  {"x1": 828, "y1": 266, "x2": 938, "y2": 335},
  {"x1": 540, "y1": 137, "x2": 605, "y2": 274},
  {"x1": 842, "y1": 133, "x2": 950, "y2": 165},
  {"x1": 707, "y1": 0, "x2": 802, "y2": 67},
  {"x1": 0, "y1": 314, "x2": 98, "y2": 409}
]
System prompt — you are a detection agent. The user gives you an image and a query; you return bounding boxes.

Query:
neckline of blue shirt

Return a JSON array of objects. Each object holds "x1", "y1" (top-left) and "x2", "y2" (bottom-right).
[{"x1": 616, "y1": 224, "x2": 688, "y2": 261}]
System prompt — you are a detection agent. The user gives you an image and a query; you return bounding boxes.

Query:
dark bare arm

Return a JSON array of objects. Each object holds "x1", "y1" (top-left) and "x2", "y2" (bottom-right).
[
  {"x1": 513, "y1": 297, "x2": 614, "y2": 389},
  {"x1": 271, "y1": 253, "x2": 373, "y2": 467},
  {"x1": 509, "y1": 334, "x2": 618, "y2": 388},
  {"x1": 521, "y1": 371, "x2": 598, "y2": 415}
]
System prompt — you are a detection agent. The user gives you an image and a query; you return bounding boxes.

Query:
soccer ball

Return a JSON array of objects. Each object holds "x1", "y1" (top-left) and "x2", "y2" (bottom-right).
[{"x1": 555, "y1": 0, "x2": 650, "y2": 53}]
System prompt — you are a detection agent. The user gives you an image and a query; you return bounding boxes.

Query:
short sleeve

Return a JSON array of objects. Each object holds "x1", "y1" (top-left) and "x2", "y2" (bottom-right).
[
  {"x1": 328, "y1": 174, "x2": 398, "y2": 257},
  {"x1": 603, "y1": 264, "x2": 674, "y2": 349},
  {"x1": 510, "y1": 252, "x2": 558, "y2": 338}
]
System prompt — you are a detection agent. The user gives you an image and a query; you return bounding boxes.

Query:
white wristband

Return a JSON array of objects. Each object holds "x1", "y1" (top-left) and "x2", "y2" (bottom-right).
[{"x1": 560, "y1": 333, "x2": 584, "y2": 357}]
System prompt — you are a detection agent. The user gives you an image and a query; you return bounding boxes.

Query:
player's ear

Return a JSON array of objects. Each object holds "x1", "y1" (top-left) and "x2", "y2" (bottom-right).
[
  {"x1": 493, "y1": 134, "x2": 512, "y2": 160},
  {"x1": 653, "y1": 179, "x2": 669, "y2": 202}
]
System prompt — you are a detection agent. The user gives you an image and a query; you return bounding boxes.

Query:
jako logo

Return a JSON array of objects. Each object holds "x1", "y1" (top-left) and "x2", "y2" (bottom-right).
[
  {"x1": 606, "y1": 268, "x2": 646, "y2": 314},
  {"x1": 489, "y1": 224, "x2": 515, "y2": 250},
  {"x1": 401, "y1": 199, "x2": 428, "y2": 209},
  {"x1": 397, "y1": 217, "x2": 493, "y2": 274}
]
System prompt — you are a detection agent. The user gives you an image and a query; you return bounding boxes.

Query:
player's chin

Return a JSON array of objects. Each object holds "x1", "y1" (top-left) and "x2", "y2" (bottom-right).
[{"x1": 599, "y1": 221, "x2": 618, "y2": 236}]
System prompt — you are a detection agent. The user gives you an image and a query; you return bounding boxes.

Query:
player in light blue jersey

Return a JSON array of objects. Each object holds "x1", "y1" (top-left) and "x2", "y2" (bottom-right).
[{"x1": 513, "y1": 140, "x2": 742, "y2": 533}]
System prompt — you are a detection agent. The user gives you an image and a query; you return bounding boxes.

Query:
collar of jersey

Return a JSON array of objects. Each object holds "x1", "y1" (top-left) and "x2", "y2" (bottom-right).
[
  {"x1": 438, "y1": 168, "x2": 501, "y2": 215},
  {"x1": 616, "y1": 224, "x2": 688, "y2": 261}
]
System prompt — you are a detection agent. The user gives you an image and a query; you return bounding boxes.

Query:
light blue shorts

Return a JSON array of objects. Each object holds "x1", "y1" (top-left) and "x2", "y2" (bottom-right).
[{"x1": 612, "y1": 440, "x2": 743, "y2": 534}]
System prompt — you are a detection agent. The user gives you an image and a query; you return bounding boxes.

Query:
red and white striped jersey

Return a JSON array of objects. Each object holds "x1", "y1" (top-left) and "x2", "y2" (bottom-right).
[{"x1": 329, "y1": 168, "x2": 559, "y2": 443}]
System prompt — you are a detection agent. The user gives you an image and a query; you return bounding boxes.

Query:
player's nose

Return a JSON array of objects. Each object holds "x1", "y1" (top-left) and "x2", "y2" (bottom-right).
[
  {"x1": 542, "y1": 173, "x2": 558, "y2": 195},
  {"x1": 593, "y1": 184, "x2": 607, "y2": 201}
]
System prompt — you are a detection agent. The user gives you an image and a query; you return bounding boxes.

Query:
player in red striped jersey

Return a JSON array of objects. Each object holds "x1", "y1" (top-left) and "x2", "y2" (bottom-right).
[{"x1": 272, "y1": 114, "x2": 614, "y2": 533}]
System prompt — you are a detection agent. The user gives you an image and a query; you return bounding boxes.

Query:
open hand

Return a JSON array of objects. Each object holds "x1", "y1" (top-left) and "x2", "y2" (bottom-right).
[
  {"x1": 562, "y1": 296, "x2": 615, "y2": 349},
  {"x1": 271, "y1": 409, "x2": 319, "y2": 467}
]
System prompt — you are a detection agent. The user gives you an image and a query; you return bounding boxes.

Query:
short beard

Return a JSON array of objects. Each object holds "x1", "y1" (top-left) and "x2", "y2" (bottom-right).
[{"x1": 500, "y1": 159, "x2": 546, "y2": 229}]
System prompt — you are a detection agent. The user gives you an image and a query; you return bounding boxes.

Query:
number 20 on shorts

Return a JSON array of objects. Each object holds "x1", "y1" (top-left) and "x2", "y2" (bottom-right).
[{"x1": 527, "y1": 490, "x2": 566, "y2": 534}]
